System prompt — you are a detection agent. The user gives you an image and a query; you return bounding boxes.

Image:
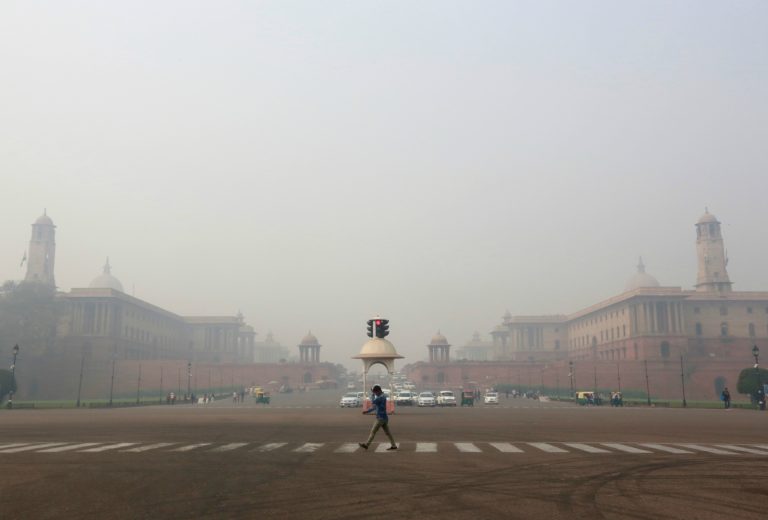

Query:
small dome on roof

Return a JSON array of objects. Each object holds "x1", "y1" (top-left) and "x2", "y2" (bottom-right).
[
  {"x1": 35, "y1": 210, "x2": 54, "y2": 226},
  {"x1": 352, "y1": 338, "x2": 404, "y2": 359},
  {"x1": 625, "y1": 257, "x2": 660, "y2": 292},
  {"x1": 300, "y1": 331, "x2": 320, "y2": 346},
  {"x1": 429, "y1": 330, "x2": 449, "y2": 345},
  {"x1": 698, "y1": 208, "x2": 718, "y2": 224},
  {"x1": 89, "y1": 258, "x2": 124, "y2": 292}
]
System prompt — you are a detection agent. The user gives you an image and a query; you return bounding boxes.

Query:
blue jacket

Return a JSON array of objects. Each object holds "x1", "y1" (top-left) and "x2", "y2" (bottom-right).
[{"x1": 365, "y1": 394, "x2": 388, "y2": 420}]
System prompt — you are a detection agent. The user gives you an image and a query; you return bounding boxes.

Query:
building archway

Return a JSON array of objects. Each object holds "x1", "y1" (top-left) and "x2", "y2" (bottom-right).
[
  {"x1": 437, "y1": 372, "x2": 445, "y2": 384},
  {"x1": 714, "y1": 376, "x2": 727, "y2": 398},
  {"x1": 660, "y1": 341, "x2": 670, "y2": 358}
]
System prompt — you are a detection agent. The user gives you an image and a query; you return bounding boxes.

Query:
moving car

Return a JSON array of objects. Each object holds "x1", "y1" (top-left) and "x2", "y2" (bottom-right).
[
  {"x1": 437, "y1": 390, "x2": 457, "y2": 407},
  {"x1": 394, "y1": 391, "x2": 415, "y2": 406},
  {"x1": 484, "y1": 392, "x2": 499, "y2": 405},
  {"x1": 417, "y1": 392, "x2": 436, "y2": 407},
  {"x1": 339, "y1": 392, "x2": 361, "y2": 407}
]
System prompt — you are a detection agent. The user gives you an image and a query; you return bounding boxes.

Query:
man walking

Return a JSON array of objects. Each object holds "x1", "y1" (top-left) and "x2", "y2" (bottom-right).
[{"x1": 359, "y1": 385, "x2": 397, "y2": 451}]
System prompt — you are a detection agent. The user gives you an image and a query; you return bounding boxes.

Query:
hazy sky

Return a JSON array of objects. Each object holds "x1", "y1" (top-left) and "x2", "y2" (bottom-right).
[{"x1": 1, "y1": 1, "x2": 767, "y2": 367}]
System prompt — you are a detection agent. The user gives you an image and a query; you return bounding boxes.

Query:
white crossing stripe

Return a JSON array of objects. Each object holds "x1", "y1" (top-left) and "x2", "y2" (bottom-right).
[
  {"x1": 375, "y1": 443, "x2": 400, "y2": 452},
  {"x1": 123, "y1": 443, "x2": 175, "y2": 453},
  {"x1": 0, "y1": 443, "x2": 68, "y2": 453},
  {"x1": 415, "y1": 442, "x2": 438, "y2": 453},
  {"x1": 210, "y1": 443, "x2": 249, "y2": 452},
  {"x1": 565, "y1": 443, "x2": 610, "y2": 453},
  {"x1": 489, "y1": 442, "x2": 523, "y2": 453},
  {"x1": 600, "y1": 443, "x2": 652, "y2": 454},
  {"x1": 715, "y1": 445, "x2": 768, "y2": 455},
  {"x1": 294, "y1": 443, "x2": 324, "y2": 453},
  {"x1": 677, "y1": 444, "x2": 740, "y2": 455},
  {"x1": 455, "y1": 443, "x2": 482, "y2": 453},
  {"x1": 80, "y1": 443, "x2": 136, "y2": 453},
  {"x1": 528, "y1": 443, "x2": 568, "y2": 453},
  {"x1": 171, "y1": 443, "x2": 211, "y2": 452},
  {"x1": 334, "y1": 443, "x2": 359, "y2": 453},
  {"x1": 38, "y1": 443, "x2": 102, "y2": 453},
  {"x1": 254, "y1": 443, "x2": 287, "y2": 452},
  {"x1": 0, "y1": 443, "x2": 30, "y2": 450},
  {"x1": 639, "y1": 443, "x2": 694, "y2": 454},
  {"x1": 753, "y1": 445, "x2": 768, "y2": 451}
]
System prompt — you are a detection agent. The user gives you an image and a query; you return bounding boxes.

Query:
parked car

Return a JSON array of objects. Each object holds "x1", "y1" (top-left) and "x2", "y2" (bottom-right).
[
  {"x1": 418, "y1": 392, "x2": 436, "y2": 407},
  {"x1": 339, "y1": 392, "x2": 361, "y2": 407},
  {"x1": 395, "y1": 391, "x2": 415, "y2": 406},
  {"x1": 437, "y1": 390, "x2": 457, "y2": 406},
  {"x1": 484, "y1": 392, "x2": 499, "y2": 405}
]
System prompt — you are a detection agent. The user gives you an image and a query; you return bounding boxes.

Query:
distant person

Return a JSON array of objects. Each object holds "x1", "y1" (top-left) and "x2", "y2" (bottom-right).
[
  {"x1": 359, "y1": 385, "x2": 397, "y2": 451},
  {"x1": 721, "y1": 387, "x2": 731, "y2": 409}
]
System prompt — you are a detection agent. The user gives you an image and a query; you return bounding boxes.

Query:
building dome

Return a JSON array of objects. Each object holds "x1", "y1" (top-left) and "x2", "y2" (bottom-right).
[
  {"x1": 35, "y1": 210, "x2": 54, "y2": 226},
  {"x1": 698, "y1": 208, "x2": 718, "y2": 224},
  {"x1": 429, "y1": 330, "x2": 449, "y2": 345},
  {"x1": 352, "y1": 338, "x2": 404, "y2": 359},
  {"x1": 89, "y1": 258, "x2": 124, "y2": 292},
  {"x1": 625, "y1": 257, "x2": 660, "y2": 291},
  {"x1": 299, "y1": 331, "x2": 320, "y2": 346}
]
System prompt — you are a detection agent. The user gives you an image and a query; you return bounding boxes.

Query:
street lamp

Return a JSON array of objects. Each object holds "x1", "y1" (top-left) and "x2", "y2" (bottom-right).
[
  {"x1": 568, "y1": 361, "x2": 574, "y2": 398},
  {"x1": 8, "y1": 344, "x2": 19, "y2": 409},
  {"x1": 753, "y1": 345, "x2": 764, "y2": 411},
  {"x1": 187, "y1": 362, "x2": 192, "y2": 400}
]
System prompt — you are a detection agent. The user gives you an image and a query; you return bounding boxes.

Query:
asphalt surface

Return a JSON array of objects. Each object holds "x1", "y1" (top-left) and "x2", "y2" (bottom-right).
[{"x1": 1, "y1": 391, "x2": 767, "y2": 520}]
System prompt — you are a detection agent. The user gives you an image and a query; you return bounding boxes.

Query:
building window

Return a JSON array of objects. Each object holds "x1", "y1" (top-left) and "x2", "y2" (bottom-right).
[
  {"x1": 749, "y1": 323, "x2": 756, "y2": 337},
  {"x1": 694, "y1": 307, "x2": 700, "y2": 314},
  {"x1": 720, "y1": 306, "x2": 728, "y2": 316},
  {"x1": 623, "y1": 325, "x2": 627, "y2": 337},
  {"x1": 695, "y1": 322, "x2": 703, "y2": 336},
  {"x1": 555, "y1": 340, "x2": 560, "y2": 350},
  {"x1": 748, "y1": 307, "x2": 753, "y2": 314},
  {"x1": 660, "y1": 341, "x2": 670, "y2": 358},
  {"x1": 720, "y1": 322, "x2": 728, "y2": 337}
]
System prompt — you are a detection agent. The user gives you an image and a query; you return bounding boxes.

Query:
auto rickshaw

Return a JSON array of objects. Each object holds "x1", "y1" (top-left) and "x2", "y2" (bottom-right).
[
  {"x1": 461, "y1": 390, "x2": 474, "y2": 407},
  {"x1": 254, "y1": 389, "x2": 271, "y2": 404}
]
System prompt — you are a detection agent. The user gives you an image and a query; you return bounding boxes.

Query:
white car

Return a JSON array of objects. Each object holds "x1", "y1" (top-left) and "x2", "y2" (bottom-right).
[
  {"x1": 484, "y1": 392, "x2": 499, "y2": 405},
  {"x1": 395, "y1": 391, "x2": 415, "y2": 406},
  {"x1": 417, "y1": 392, "x2": 436, "y2": 407},
  {"x1": 339, "y1": 393, "x2": 361, "y2": 407},
  {"x1": 437, "y1": 390, "x2": 457, "y2": 407}
]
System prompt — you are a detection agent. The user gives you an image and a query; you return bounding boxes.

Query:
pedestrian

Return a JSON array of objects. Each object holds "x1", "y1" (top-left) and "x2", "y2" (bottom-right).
[
  {"x1": 359, "y1": 385, "x2": 397, "y2": 451},
  {"x1": 721, "y1": 387, "x2": 731, "y2": 409}
]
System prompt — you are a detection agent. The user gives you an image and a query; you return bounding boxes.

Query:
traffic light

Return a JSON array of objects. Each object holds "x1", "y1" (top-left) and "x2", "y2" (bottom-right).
[
  {"x1": 367, "y1": 319, "x2": 375, "y2": 338},
  {"x1": 376, "y1": 319, "x2": 389, "y2": 339}
]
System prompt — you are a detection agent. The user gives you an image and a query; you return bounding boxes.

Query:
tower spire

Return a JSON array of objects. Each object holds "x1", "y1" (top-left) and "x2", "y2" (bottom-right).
[{"x1": 695, "y1": 209, "x2": 732, "y2": 292}]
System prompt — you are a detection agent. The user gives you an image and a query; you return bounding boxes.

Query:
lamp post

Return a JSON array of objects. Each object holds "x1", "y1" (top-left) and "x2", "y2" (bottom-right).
[
  {"x1": 644, "y1": 360, "x2": 651, "y2": 407},
  {"x1": 616, "y1": 361, "x2": 621, "y2": 394},
  {"x1": 8, "y1": 344, "x2": 19, "y2": 409},
  {"x1": 568, "y1": 361, "x2": 574, "y2": 398},
  {"x1": 753, "y1": 345, "x2": 764, "y2": 411},
  {"x1": 76, "y1": 350, "x2": 86, "y2": 408},
  {"x1": 555, "y1": 371, "x2": 560, "y2": 400},
  {"x1": 680, "y1": 355, "x2": 687, "y2": 408},
  {"x1": 108, "y1": 358, "x2": 116, "y2": 407},
  {"x1": 136, "y1": 363, "x2": 142, "y2": 405},
  {"x1": 159, "y1": 367, "x2": 164, "y2": 404},
  {"x1": 187, "y1": 362, "x2": 192, "y2": 400}
]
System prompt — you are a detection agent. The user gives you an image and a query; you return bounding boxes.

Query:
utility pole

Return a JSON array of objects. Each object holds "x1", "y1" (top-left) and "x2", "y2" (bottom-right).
[
  {"x1": 644, "y1": 360, "x2": 651, "y2": 406},
  {"x1": 680, "y1": 355, "x2": 687, "y2": 408},
  {"x1": 76, "y1": 351, "x2": 86, "y2": 408}
]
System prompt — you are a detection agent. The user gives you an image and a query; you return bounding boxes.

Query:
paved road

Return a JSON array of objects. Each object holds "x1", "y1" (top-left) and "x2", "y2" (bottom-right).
[{"x1": 1, "y1": 394, "x2": 767, "y2": 519}]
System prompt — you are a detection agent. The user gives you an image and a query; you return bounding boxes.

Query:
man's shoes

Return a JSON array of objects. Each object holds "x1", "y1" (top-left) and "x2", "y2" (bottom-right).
[
  {"x1": 387, "y1": 445, "x2": 398, "y2": 450},
  {"x1": 358, "y1": 443, "x2": 368, "y2": 450}
]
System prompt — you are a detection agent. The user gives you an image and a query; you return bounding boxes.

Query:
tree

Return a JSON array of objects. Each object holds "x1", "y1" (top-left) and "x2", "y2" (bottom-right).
[
  {"x1": 0, "y1": 369, "x2": 16, "y2": 402},
  {"x1": 0, "y1": 283, "x2": 64, "y2": 358},
  {"x1": 736, "y1": 367, "x2": 768, "y2": 395}
]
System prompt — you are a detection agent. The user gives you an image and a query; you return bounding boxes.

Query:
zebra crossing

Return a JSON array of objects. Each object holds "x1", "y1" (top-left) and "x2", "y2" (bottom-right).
[{"x1": 1, "y1": 441, "x2": 766, "y2": 456}]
